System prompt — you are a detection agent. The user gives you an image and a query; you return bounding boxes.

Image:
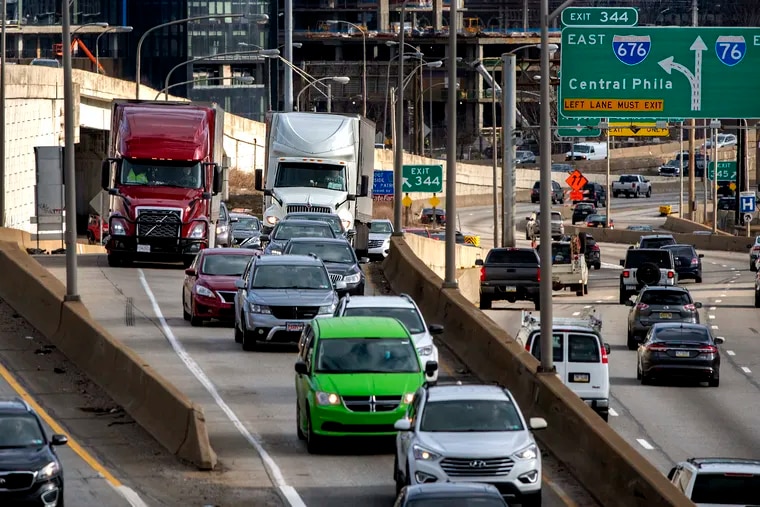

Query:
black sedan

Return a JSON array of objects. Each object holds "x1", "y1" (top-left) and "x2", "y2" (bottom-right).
[
  {"x1": 281, "y1": 237, "x2": 368, "y2": 296},
  {"x1": 637, "y1": 323, "x2": 724, "y2": 386},
  {"x1": 585, "y1": 214, "x2": 614, "y2": 229},
  {"x1": 661, "y1": 244, "x2": 703, "y2": 283},
  {"x1": 572, "y1": 202, "x2": 597, "y2": 224}
]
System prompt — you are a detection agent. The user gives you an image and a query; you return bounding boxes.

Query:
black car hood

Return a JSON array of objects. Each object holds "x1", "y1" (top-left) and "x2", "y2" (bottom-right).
[
  {"x1": 0, "y1": 445, "x2": 54, "y2": 472},
  {"x1": 323, "y1": 261, "x2": 361, "y2": 277},
  {"x1": 232, "y1": 230, "x2": 260, "y2": 239}
]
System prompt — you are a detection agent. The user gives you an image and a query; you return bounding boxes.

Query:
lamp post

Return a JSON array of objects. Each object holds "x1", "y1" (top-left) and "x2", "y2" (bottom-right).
[
  {"x1": 393, "y1": 1, "x2": 407, "y2": 237},
  {"x1": 62, "y1": 0, "x2": 78, "y2": 300},
  {"x1": 72, "y1": 21, "x2": 109, "y2": 35},
  {"x1": 160, "y1": 48, "x2": 280, "y2": 101},
  {"x1": 95, "y1": 25, "x2": 133, "y2": 74},
  {"x1": 326, "y1": 20, "x2": 366, "y2": 117},
  {"x1": 442, "y1": 0, "x2": 457, "y2": 287},
  {"x1": 296, "y1": 76, "x2": 350, "y2": 112},
  {"x1": 157, "y1": 76, "x2": 255, "y2": 97},
  {"x1": 277, "y1": 55, "x2": 336, "y2": 106},
  {"x1": 0, "y1": 0, "x2": 6, "y2": 227},
  {"x1": 383, "y1": 50, "x2": 423, "y2": 148},
  {"x1": 135, "y1": 14, "x2": 269, "y2": 99},
  {"x1": 241, "y1": 42, "x2": 300, "y2": 112}
]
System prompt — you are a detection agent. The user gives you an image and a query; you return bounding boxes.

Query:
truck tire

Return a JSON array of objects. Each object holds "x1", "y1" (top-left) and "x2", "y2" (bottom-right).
[
  {"x1": 636, "y1": 262, "x2": 661, "y2": 286},
  {"x1": 107, "y1": 254, "x2": 121, "y2": 267},
  {"x1": 584, "y1": 283, "x2": 589, "y2": 295},
  {"x1": 575, "y1": 285, "x2": 583, "y2": 297},
  {"x1": 612, "y1": 191, "x2": 619, "y2": 198},
  {"x1": 479, "y1": 295, "x2": 492, "y2": 310},
  {"x1": 646, "y1": 188, "x2": 652, "y2": 198}
]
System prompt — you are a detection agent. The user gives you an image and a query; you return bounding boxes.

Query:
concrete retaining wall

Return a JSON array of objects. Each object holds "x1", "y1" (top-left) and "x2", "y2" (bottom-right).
[
  {"x1": 0, "y1": 242, "x2": 216, "y2": 469},
  {"x1": 382, "y1": 236, "x2": 694, "y2": 507}
]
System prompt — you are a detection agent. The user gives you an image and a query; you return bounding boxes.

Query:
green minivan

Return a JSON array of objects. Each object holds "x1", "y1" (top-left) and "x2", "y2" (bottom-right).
[{"x1": 294, "y1": 316, "x2": 438, "y2": 453}]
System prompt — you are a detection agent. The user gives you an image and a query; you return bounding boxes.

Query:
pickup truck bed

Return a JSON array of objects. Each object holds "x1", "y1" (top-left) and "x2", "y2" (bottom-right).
[{"x1": 476, "y1": 248, "x2": 541, "y2": 310}]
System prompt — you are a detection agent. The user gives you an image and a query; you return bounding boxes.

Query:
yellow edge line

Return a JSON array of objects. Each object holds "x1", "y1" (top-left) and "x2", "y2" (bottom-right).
[
  {"x1": 542, "y1": 471, "x2": 580, "y2": 507},
  {"x1": 0, "y1": 360, "x2": 123, "y2": 488}
]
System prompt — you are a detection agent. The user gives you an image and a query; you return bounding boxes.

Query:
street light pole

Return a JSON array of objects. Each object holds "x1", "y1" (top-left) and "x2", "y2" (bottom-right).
[
  {"x1": 62, "y1": 0, "x2": 79, "y2": 301},
  {"x1": 157, "y1": 76, "x2": 255, "y2": 98},
  {"x1": 95, "y1": 26, "x2": 133, "y2": 74},
  {"x1": 491, "y1": 86, "x2": 499, "y2": 248},
  {"x1": 296, "y1": 76, "x2": 350, "y2": 111},
  {"x1": 0, "y1": 0, "x2": 6, "y2": 227},
  {"x1": 383, "y1": 50, "x2": 423, "y2": 148},
  {"x1": 284, "y1": 0, "x2": 293, "y2": 111},
  {"x1": 502, "y1": 53, "x2": 516, "y2": 247},
  {"x1": 327, "y1": 20, "x2": 366, "y2": 117},
  {"x1": 392, "y1": 3, "x2": 406, "y2": 236},
  {"x1": 442, "y1": 0, "x2": 457, "y2": 288}
]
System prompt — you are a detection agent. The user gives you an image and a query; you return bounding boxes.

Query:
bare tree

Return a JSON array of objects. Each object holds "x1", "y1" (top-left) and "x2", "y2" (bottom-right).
[{"x1": 729, "y1": 0, "x2": 760, "y2": 26}]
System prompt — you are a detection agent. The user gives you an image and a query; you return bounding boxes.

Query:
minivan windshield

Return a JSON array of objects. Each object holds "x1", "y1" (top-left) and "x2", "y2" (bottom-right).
[
  {"x1": 315, "y1": 338, "x2": 420, "y2": 373},
  {"x1": 274, "y1": 162, "x2": 346, "y2": 191},
  {"x1": 572, "y1": 144, "x2": 592, "y2": 153},
  {"x1": 419, "y1": 400, "x2": 524, "y2": 432}
]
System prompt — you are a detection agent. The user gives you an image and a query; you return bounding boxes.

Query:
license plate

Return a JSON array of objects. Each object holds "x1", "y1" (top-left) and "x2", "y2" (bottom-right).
[
  {"x1": 675, "y1": 350, "x2": 690, "y2": 358},
  {"x1": 286, "y1": 322, "x2": 304, "y2": 332},
  {"x1": 504, "y1": 286, "x2": 516, "y2": 292},
  {"x1": 659, "y1": 313, "x2": 672, "y2": 319},
  {"x1": 571, "y1": 373, "x2": 590, "y2": 383},
  {"x1": 137, "y1": 244, "x2": 150, "y2": 253}
]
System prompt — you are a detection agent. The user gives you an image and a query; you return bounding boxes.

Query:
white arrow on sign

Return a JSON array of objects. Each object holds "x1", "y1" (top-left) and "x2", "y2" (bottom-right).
[
  {"x1": 403, "y1": 177, "x2": 411, "y2": 188},
  {"x1": 658, "y1": 36, "x2": 706, "y2": 111}
]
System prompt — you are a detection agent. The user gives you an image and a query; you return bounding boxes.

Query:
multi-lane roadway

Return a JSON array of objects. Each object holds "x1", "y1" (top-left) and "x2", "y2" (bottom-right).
[{"x1": 458, "y1": 204, "x2": 760, "y2": 478}]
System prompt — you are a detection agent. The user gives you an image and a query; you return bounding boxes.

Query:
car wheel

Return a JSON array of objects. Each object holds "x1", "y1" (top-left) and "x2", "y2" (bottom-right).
[
  {"x1": 56, "y1": 493, "x2": 64, "y2": 507},
  {"x1": 241, "y1": 318, "x2": 258, "y2": 351},
  {"x1": 695, "y1": 275, "x2": 703, "y2": 284},
  {"x1": 234, "y1": 315, "x2": 244, "y2": 343},
  {"x1": 479, "y1": 295, "x2": 492, "y2": 310},
  {"x1": 189, "y1": 302, "x2": 203, "y2": 327},
  {"x1": 306, "y1": 406, "x2": 322, "y2": 454},
  {"x1": 646, "y1": 188, "x2": 651, "y2": 198},
  {"x1": 640, "y1": 366, "x2": 652, "y2": 385},
  {"x1": 628, "y1": 332, "x2": 638, "y2": 351},
  {"x1": 182, "y1": 292, "x2": 191, "y2": 321},
  {"x1": 296, "y1": 402, "x2": 306, "y2": 440},
  {"x1": 636, "y1": 361, "x2": 642, "y2": 380},
  {"x1": 751, "y1": 261, "x2": 757, "y2": 272},
  {"x1": 755, "y1": 290, "x2": 760, "y2": 308},
  {"x1": 559, "y1": 198, "x2": 564, "y2": 204},
  {"x1": 107, "y1": 254, "x2": 122, "y2": 267},
  {"x1": 708, "y1": 375, "x2": 720, "y2": 388},
  {"x1": 525, "y1": 231, "x2": 530, "y2": 240},
  {"x1": 575, "y1": 285, "x2": 583, "y2": 297},
  {"x1": 394, "y1": 455, "x2": 405, "y2": 496},
  {"x1": 599, "y1": 411, "x2": 609, "y2": 423}
]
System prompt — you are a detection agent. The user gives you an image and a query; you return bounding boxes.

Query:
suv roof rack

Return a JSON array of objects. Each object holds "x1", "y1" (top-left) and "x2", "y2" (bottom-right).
[
  {"x1": 686, "y1": 457, "x2": 760, "y2": 468},
  {"x1": 521, "y1": 307, "x2": 602, "y2": 332}
]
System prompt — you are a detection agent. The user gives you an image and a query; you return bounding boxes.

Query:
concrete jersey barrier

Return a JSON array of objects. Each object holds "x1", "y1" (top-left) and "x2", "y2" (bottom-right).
[
  {"x1": 0, "y1": 242, "x2": 216, "y2": 470},
  {"x1": 382, "y1": 236, "x2": 695, "y2": 507}
]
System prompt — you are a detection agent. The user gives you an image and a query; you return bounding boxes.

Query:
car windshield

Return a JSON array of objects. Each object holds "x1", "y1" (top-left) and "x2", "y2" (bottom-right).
[
  {"x1": 315, "y1": 338, "x2": 420, "y2": 373},
  {"x1": 287, "y1": 215, "x2": 343, "y2": 233},
  {"x1": 369, "y1": 221, "x2": 393, "y2": 233},
  {"x1": 120, "y1": 160, "x2": 202, "y2": 189},
  {"x1": 200, "y1": 255, "x2": 252, "y2": 276},
  {"x1": 654, "y1": 328, "x2": 710, "y2": 342},
  {"x1": 552, "y1": 243, "x2": 572, "y2": 264},
  {"x1": 343, "y1": 307, "x2": 425, "y2": 334},
  {"x1": 625, "y1": 250, "x2": 672, "y2": 268},
  {"x1": 407, "y1": 497, "x2": 508, "y2": 507},
  {"x1": 641, "y1": 238, "x2": 675, "y2": 248},
  {"x1": 232, "y1": 217, "x2": 261, "y2": 231},
  {"x1": 572, "y1": 144, "x2": 592, "y2": 153},
  {"x1": 251, "y1": 265, "x2": 331, "y2": 289},
  {"x1": 690, "y1": 473, "x2": 760, "y2": 504},
  {"x1": 576, "y1": 204, "x2": 594, "y2": 210},
  {"x1": 273, "y1": 223, "x2": 333, "y2": 240},
  {"x1": 640, "y1": 290, "x2": 691, "y2": 305},
  {"x1": 0, "y1": 415, "x2": 46, "y2": 448},
  {"x1": 274, "y1": 162, "x2": 346, "y2": 191},
  {"x1": 286, "y1": 242, "x2": 355, "y2": 264},
  {"x1": 587, "y1": 215, "x2": 606, "y2": 222},
  {"x1": 419, "y1": 400, "x2": 524, "y2": 432}
]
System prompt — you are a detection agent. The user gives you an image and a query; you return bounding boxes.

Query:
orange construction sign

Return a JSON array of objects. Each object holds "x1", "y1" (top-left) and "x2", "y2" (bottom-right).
[
  {"x1": 569, "y1": 190, "x2": 584, "y2": 201},
  {"x1": 565, "y1": 169, "x2": 588, "y2": 191}
]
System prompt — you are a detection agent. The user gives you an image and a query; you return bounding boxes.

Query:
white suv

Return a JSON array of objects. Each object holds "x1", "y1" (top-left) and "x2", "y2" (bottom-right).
[
  {"x1": 393, "y1": 383, "x2": 547, "y2": 507},
  {"x1": 334, "y1": 294, "x2": 442, "y2": 380},
  {"x1": 668, "y1": 457, "x2": 760, "y2": 505}
]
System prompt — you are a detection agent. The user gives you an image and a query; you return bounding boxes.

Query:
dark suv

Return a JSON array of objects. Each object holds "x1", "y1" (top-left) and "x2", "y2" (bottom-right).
[
  {"x1": 0, "y1": 398, "x2": 68, "y2": 506},
  {"x1": 661, "y1": 244, "x2": 703, "y2": 283},
  {"x1": 530, "y1": 180, "x2": 564, "y2": 204},
  {"x1": 576, "y1": 182, "x2": 606, "y2": 207}
]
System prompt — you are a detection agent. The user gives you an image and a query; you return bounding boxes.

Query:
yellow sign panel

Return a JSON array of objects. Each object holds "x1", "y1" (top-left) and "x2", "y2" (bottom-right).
[
  {"x1": 729, "y1": 182, "x2": 737, "y2": 191},
  {"x1": 402, "y1": 195, "x2": 413, "y2": 207},
  {"x1": 609, "y1": 123, "x2": 669, "y2": 137},
  {"x1": 464, "y1": 235, "x2": 480, "y2": 247},
  {"x1": 563, "y1": 98, "x2": 665, "y2": 112},
  {"x1": 429, "y1": 195, "x2": 441, "y2": 208}
]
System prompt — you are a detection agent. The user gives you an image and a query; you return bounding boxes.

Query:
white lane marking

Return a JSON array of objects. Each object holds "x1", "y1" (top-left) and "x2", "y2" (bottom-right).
[
  {"x1": 708, "y1": 315, "x2": 716, "y2": 320},
  {"x1": 595, "y1": 300, "x2": 603, "y2": 303},
  {"x1": 608, "y1": 408, "x2": 619, "y2": 417},
  {"x1": 720, "y1": 294, "x2": 727, "y2": 297},
  {"x1": 729, "y1": 280, "x2": 736, "y2": 284},
  {"x1": 722, "y1": 264, "x2": 727, "y2": 268},
  {"x1": 709, "y1": 306, "x2": 717, "y2": 310},
  {"x1": 138, "y1": 270, "x2": 307, "y2": 507},
  {"x1": 601, "y1": 262, "x2": 623, "y2": 270},
  {"x1": 711, "y1": 325, "x2": 719, "y2": 330},
  {"x1": 605, "y1": 295, "x2": 613, "y2": 300},
  {"x1": 742, "y1": 366, "x2": 752, "y2": 374},
  {"x1": 583, "y1": 305, "x2": 592, "y2": 309},
  {"x1": 116, "y1": 486, "x2": 149, "y2": 507},
  {"x1": 710, "y1": 261, "x2": 717, "y2": 265},
  {"x1": 572, "y1": 312, "x2": 580, "y2": 316},
  {"x1": 637, "y1": 439, "x2": 655, "y2": 450},
  {"x1": 714, "y1": 300, "x2": 722, "y2": 303},
  {"x1": 727, "y1": 350, "x2": 736, "y2": 356},
  {"x1": 731, "y1": 267, "x2": 736, "y2": 270}
]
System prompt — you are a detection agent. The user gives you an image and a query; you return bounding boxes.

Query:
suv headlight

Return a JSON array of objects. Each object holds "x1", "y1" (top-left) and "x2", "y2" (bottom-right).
[
  {"x1": 110, "y1": 218, "x2": 127, "y2": 235},
  {"x1": 38, "y1": 461, "x2": 59, "y2": 480},
  {"x1": 343, "y1": 273, "x2": 361, "y2": 284},
  {"x1": 189, "y1": 222, "x2": 206, "y2": 239},
  {"x1": 319, "y1": 302, "x2": 337, "y2": 314},
  {"x1": 249, "y1": 303, "x2": 271, "y2": 314},
  {"x1": 412, "y1": 444, "x2": 441, "y2": 461},
  {"x1": 513, "y1": 444, "x2": 538, "y2": 460},
  {"x1": 195, "y1": 285, "x2": 214, "y2": 298},
  {"x1": 315, "y1": 391, "x2": 341, "y2": 406},
  {"x1": 403, "y1": 393, "x2": 415, "y2": 404},
  {"x1": 416, "y1": 345, "x2": 433, "y2": 357},
  {"x1": 265, "y1": 215, "x2": 279, "y2": 226}
]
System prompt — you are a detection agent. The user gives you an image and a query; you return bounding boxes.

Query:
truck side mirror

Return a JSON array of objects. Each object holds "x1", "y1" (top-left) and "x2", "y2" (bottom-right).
[
  {"x1": 254, "y1": 169, "x2": 264, "y2": 191},
  {"x1": 358, "y1": 175, "x2": 369, "y2": 197},
  {"x1": 212, "y1": 165, "x2": 222, "y2": 194}
]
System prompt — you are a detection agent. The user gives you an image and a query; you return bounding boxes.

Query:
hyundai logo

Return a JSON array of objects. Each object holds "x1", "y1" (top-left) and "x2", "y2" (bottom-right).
[
  {"x1": 0, "y1": 477, "x2": 5, "y2": 484},
  {"x1": 469, "y1": 460, "x2": 487, "y2": 468}
]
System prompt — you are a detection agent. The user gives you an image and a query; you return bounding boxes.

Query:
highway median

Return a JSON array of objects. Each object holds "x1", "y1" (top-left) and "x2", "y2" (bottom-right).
[
  {"x1": 383, "y1": 236, "x2": 695, "y2": 507},
  {"x1": 0, "y1": 241, "x2": 217, "y2": 470}
]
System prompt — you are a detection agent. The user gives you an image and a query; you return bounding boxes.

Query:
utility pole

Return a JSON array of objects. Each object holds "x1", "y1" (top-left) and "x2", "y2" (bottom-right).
[
  {"x1": 0, "y1": 0, "x2": 6, "y2": 227},
  {"x1": 442, "y1": 0, "x2": 457, "y2": 288},
  {"x1": 502, "y1": 53, "x2": 516, "y2": 247},
  {"x1": 284, "y1": 0, "x2": 294, "y2": 111},
  {"x1": 392, "y1": 3, "x2": 406, "y2": 235},
  {"x1": 62, "y1": 0, "x2": 79, "y2": 300},
  {"x1": 688, "y1": 0, "x2": 698, "y2": 220}
]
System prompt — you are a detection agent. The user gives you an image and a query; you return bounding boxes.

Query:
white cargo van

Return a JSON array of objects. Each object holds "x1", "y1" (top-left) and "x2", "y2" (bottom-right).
[{"x1": 565, "y1": 142, "x2": 607, "y2": 161}]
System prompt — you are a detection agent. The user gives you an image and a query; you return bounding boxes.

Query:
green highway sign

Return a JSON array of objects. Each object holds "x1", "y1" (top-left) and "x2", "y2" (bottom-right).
[
  {"x1": 561, "y1": 7, "x2": 639, "y2": 28},
  {"x1": 557, "y1": 117, "x2": 602, "y2": 138},
  {"x1": 708, "y1": 160, "x2": 738, "y2": 181},
  {"x1": 402, "y1": 165, "x2": 443, "y2": 192},
  {"x1": 559, "y1": 27, "x2": 760, "y2": 119}
]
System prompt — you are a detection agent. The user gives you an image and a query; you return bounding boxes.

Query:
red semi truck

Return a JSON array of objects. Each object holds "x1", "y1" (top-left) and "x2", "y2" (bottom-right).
[{"x1": 100, "y1": 100, "x2": 224, "y2": 267}]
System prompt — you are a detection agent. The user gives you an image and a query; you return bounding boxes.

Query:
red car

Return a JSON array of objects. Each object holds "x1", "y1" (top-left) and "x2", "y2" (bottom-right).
[
  {"x1": 182, "y1": 248, "x2": 261, "y2": 326},
  {"x1": 86, "y1": 215, "x2": 109, "y2": 244}
]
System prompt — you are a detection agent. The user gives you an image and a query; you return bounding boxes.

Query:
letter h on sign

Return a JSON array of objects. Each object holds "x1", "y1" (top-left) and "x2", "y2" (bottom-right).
[{"x1": 740, "y1": 195, "x2": 756, "y2": 213}]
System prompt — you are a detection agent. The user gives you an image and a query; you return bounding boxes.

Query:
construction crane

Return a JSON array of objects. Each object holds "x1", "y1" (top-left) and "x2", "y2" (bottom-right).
[{"x1": 53, "y1": 38, "x2": 106, "y2": 74}]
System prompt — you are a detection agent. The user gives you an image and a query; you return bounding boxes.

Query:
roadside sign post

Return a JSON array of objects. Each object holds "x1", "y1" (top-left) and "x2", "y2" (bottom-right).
[
  {"x1": 402, "y1": 193, "x2": 412, "y2": 227},
  {"x1": 740, "y1": 191, "x2": 756, "y2": 231}
]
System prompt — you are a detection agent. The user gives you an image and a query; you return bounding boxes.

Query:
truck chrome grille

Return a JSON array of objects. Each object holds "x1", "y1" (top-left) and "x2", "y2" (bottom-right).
[
  {"x1": 0, "y1": 471, "x2": 35, "y2": 491},
  {"x1": 440, "y1": 457, "x2": 515, "y2": 477},
  {"x1": 137, "y1": 209, "x2": 182, "y2": 238},
  {"x1": 342, "y1": 395, "x2": 400, "y2": 412},
  {"x1": 269, "y1": 306, "x2": 319, "y2": 319},
  {"x1": 286, "y1": 205, "x2": 332, "y2": 214},
  {"x1": 329, "y1": 273, "x2": 344, "y2": 283}
]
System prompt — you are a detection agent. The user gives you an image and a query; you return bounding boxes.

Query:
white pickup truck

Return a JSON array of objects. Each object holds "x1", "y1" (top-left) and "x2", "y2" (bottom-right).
[
  {"x1": 550, "y1": 239, "x2": 589, "y2": 296},
  {"x1": 612, "y1": 174, "x2": 652, "y2": 198}
]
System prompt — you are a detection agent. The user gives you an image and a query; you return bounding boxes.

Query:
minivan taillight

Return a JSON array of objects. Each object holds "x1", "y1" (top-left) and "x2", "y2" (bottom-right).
[{"x1": 601, "y1": 345, "x2": 608, "y2": 364}]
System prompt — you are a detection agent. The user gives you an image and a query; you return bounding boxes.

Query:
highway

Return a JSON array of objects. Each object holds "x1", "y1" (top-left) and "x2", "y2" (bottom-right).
[
  {"x1": 458, "y1": 205, "x2": 760, "y2": 477},
  {"x1": 38, "y1": 254, "x2": 597, "y2": 507}
]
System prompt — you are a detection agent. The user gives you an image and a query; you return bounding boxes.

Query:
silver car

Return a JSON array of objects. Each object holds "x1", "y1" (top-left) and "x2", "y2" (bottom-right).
[
  {"x1": 367, "y1": 219, "x2": 393, "y2": 258},
  {"x1": 525, "y1": 211, "x2": 564, "y2": 241},
  {"x1": 625, "y1": 286, "x2": 702, "y2": 350},
  {"x1": 394, "y1": 383, "x2": 547, "y2": 506},
  {"x1": 234, "y1": 254, "x2": 345, "y2": 351}
]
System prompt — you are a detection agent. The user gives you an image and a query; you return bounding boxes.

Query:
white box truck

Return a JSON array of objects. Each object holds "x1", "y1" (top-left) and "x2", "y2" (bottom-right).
[{"x1": 254, "y1": 112, "x2": 373, "y2": 233}]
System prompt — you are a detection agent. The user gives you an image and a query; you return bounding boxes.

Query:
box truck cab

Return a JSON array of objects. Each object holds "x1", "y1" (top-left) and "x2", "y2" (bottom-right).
[
  {"x1": 255, "y1": 112, "x2": 373, "y2": 234},
  {"x1": 101, "y1": 100, "x2": 224, "y2": 268},
  {"x1": 565, "y1": 142, "x2": 607, "y2": 161}
]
